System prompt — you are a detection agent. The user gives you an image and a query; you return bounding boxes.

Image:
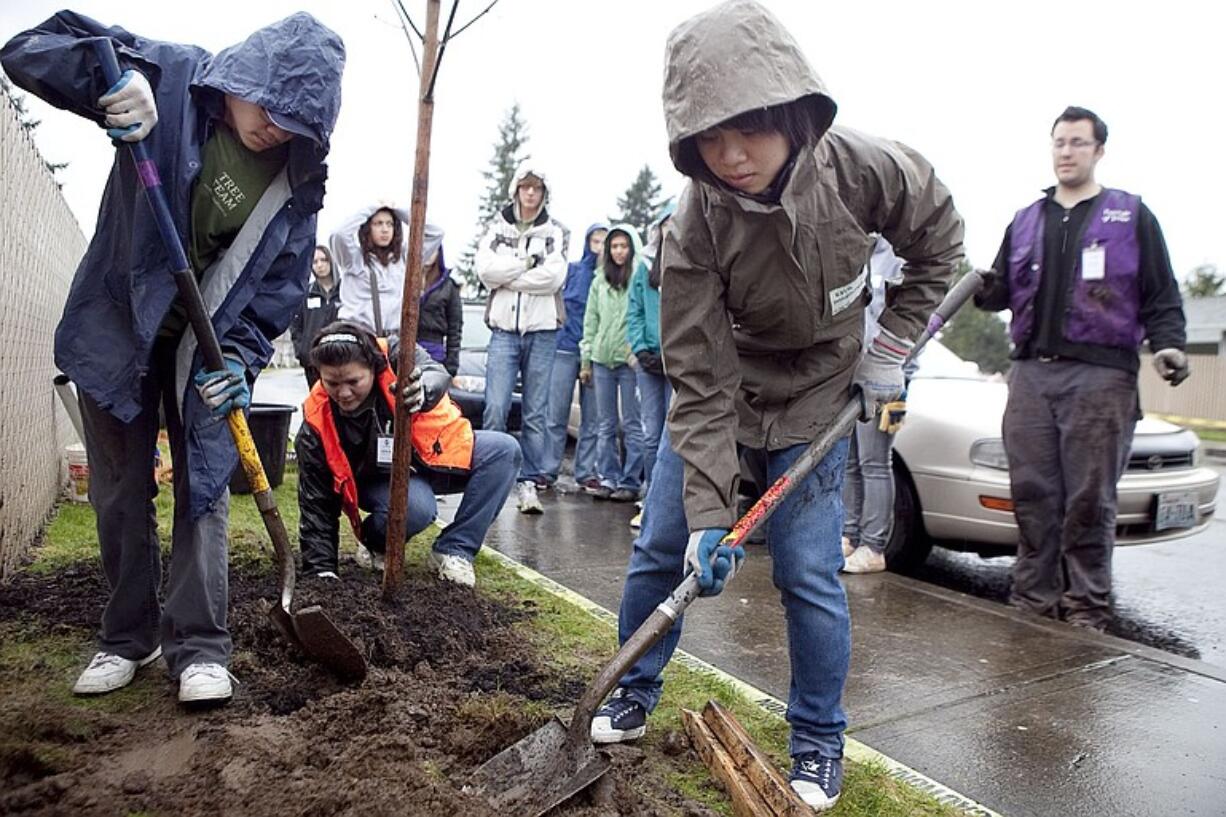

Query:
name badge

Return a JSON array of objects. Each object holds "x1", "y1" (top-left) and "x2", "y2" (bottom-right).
[
  {"x1": 307, "y1": 297, "x2": 322, "y2": 309},
  {"x1": 1081, "y1": 245, "x2": 1106, "y2": 281},
  {"x1": 377, "y1": 434, "x2": 394, "y2": 468}
]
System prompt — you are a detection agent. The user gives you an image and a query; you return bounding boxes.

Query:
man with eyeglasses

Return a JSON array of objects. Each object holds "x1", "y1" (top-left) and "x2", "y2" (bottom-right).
[{"x1": 975, "y1": 105, "x2": 1188, "y2": 632}]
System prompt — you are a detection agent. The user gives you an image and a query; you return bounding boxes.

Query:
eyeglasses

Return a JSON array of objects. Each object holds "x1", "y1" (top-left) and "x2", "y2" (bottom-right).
[{"x1": 1051, "y1": 139, "x2": 1097, "y2": 151}]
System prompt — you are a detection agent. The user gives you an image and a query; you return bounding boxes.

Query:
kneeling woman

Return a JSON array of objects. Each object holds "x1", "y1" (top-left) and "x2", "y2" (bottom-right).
[{"x1": 296, "y1": 322, "x2": 521, "y2": 586}]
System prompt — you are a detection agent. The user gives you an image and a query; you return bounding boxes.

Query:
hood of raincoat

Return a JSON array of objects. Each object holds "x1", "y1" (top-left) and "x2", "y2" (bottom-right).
[
  {"x1": 579, "y1": 221, "x2": 609, "y2": 268},
  {"x1": 194, "y1": 12, "x2": 345, "y2": 150},
  {"x1": 662, "y1": 0, "x2": 836, "y2": 178},
  {"x1": 507, "y1": 161, "x2": 551, "y2": 202},
  {"x1": 600, "y1": 222, "x2": 645, "y2": 273}
]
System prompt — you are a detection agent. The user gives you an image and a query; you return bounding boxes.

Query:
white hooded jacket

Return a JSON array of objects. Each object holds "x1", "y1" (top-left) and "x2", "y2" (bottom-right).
[{"x1": 475, "y1": 164, "x2": 570, "y2": 334}]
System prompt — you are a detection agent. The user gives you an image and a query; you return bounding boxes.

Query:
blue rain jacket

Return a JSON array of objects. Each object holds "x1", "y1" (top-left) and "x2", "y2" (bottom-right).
[
  {"x1": 557, "y1": 222, "x2": 608, "y2": 354},
  {"x1": 1, "y1": 11, "x2": 345, "y2": 517}
]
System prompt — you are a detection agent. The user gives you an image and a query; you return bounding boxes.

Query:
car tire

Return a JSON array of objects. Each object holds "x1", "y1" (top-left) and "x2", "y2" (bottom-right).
[{"x1": 884, "y1": 461, "x2": 932, "y2": 574}]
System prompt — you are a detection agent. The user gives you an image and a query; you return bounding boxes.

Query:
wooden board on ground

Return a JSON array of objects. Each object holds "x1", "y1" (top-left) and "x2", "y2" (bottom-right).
[
  {"x1": 681, "y1": 708, "x2": 775, "y2": 817},
  {"x1": 701, "y1": 700, "x2": 812, "y2": 817}
]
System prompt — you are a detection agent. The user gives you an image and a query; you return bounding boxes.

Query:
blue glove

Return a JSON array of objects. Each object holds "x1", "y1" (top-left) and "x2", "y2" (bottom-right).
[
  {"x1": 685, "y1": 528, "x2": 744, "y2": 596},
  {"x1": 193, "y1": 356, "x2": 249, "y2": 418}
]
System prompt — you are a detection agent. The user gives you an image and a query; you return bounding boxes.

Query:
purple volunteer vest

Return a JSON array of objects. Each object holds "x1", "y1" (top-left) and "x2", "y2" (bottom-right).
[{"x1": 1007, "y1": 188, "x2": 1143, "y2": 350}]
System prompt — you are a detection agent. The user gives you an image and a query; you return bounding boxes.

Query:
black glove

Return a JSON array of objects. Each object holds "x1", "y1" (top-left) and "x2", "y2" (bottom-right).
[
  {"x1": 636, "y1": 350, "x2": 664, "y2": 375},
  {"x1": 973, "y1": 268, "x2": 1004, "y2": 308}
]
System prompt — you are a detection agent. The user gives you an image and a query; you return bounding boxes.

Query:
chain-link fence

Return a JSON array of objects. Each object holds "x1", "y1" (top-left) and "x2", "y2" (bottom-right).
[{"x1": 0, "y1": 88, "x2": 87, "y2": 579}]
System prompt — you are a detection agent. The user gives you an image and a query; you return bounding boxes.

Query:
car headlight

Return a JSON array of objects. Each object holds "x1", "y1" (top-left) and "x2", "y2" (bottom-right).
[
  {"x1": 969, "y1": 438, "x2": 1010, "y2": 470},
  {"x1": 451, "y1": 375, "x2": 486, "y2": 393}
]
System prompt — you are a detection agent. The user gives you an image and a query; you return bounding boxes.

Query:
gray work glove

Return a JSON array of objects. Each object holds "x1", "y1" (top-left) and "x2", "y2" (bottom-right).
[
  {"x1": 852, "y1": 326, "x2": 914, "y2": 419},
  {"x1": 1152, "y1": 348, "x2": 1190, "y2": 386},
  {"x1": 400, "y1": 367, "x2": 425, "y2": 412},
  {"x1": 98, "y1": 69, "x2": 158, "y2": 142}
]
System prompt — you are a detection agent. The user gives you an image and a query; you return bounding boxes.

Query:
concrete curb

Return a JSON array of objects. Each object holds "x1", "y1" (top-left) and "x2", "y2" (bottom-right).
[{"x1": 479, "y1": 546, "x2": 1006, "y2": 817}]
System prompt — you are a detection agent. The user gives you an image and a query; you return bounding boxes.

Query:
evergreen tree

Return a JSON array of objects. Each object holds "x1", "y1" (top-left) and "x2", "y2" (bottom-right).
[
  {"x1": 611, "y1": 164, "x2": 664, "y2": 239},
  {"x1": 939, "y1": 262, "x2": 1013, "y2": 374},
  {"x1": 457, "y1": 103, "x2": 530, "y2": 296},
  {"x1": 1183, "y1": 263, "x2": 1224, "y2": 299},
  {"x1": 1, "y1": 72, "x2": 68, "y2": 188}
]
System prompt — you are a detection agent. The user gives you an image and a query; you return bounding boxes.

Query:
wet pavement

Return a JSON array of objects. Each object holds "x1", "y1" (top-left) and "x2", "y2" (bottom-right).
[
  {"x1": 474, "y1": 488, "x2": 1226, "y2": 817},
  {"x1": 257, "y1": 367, "x2": 1226, "y2": 815}
]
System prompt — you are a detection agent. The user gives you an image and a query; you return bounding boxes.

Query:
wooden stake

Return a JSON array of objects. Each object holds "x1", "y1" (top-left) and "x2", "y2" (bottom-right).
[
  {"x1": 701, "y1": 700, "x2": 812, "y2": 817},
  {"x1": 681, "y1": 708, "x2": 775, "y2": 817},
  {"x1": 383, "y1": 0, "x2": 442, "y2": 600}
]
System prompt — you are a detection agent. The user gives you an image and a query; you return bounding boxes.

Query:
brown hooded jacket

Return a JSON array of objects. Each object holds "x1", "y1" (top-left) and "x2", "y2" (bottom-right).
[{"x1": 660, "y1": 0, "x2": 965, "y2": 530}]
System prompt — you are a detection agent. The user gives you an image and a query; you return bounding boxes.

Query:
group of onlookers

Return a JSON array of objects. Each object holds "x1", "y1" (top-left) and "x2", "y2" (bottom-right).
[{"x1": 292, "y1": 165, "x2": 674, "y2": 529}]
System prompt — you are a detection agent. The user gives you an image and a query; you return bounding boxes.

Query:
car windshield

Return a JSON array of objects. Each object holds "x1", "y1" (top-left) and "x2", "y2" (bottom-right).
[
  {"x1": 461, "y1": 303, "x2": 491, "y2": 348},
  {"x1": 913, "y1": 339, "x2": 984, "y2": 380}
]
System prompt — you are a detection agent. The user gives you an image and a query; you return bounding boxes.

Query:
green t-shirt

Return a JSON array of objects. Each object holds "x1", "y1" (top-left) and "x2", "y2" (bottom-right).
[{"x1": 159, "y1": 123, "x2": 288, "y2": 338}]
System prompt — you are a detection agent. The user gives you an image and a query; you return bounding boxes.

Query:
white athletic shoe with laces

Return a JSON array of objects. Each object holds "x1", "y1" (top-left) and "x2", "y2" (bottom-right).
[
  {"x1": 178, "y1": 662, "x2": 235, "y2": 704},
  {"x1": 429, "y1": 551, "x2": 476, "y2": 587},
  {"x1": 841, "y1": 545, "x2": 886, "y2": 574},
  {"x1": 72, "y1": 646, "x2": 162, "y2": 695},
  {"x1": 516, "y1": 481, "x2": 544, "y2": 515},
  {"x1": 840, "y1": 536, "x2": 855, "y2": 559}
]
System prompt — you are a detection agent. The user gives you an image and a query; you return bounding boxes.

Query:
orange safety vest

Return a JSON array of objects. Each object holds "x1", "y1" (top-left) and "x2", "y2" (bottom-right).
[{"x1": 302, "y1": 352, "x2": 474, "y2": 541}]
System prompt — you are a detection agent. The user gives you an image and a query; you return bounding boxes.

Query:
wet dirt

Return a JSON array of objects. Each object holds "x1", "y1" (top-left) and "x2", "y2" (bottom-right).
[{"x1": 0, "y1": 560, "x2": 718, "y2": 817}]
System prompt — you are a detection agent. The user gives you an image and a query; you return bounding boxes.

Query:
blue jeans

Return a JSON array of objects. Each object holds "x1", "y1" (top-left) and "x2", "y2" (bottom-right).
[
  {"x1": 358, "y1": 430, "x2": 521, "y2": 561},
  {"x1": 636, "y1": 369, "x2": 670, "y2": 492},
  {"x1": 593, "y1": 362, "x2": 644, "y2": 491},
  {"x1": 542, "y1": 349, "x2": 598, "y2": 482},
  {"x1": 842, "y1": 419, "x2": 896, "y2": 553},
  {"x1": 617, "y1": 430, "x2": 851, "y2": 758},
  {"x1": 483, "y1": 328, "x2": 556, "y2": 481}
]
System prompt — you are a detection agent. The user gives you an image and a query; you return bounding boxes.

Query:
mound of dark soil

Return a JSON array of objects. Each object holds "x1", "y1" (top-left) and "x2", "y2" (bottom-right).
[{"x1": 0, "y1": 560, "x2": 716, "y2": 816}]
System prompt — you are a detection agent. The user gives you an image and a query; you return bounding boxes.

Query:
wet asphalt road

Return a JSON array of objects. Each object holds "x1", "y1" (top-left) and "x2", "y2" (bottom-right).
[
  {"x1": 912, "y1": 463, "x2": 1226, "y2": 667},
  {"x1": 254, "y1": 367, "x2": 1226, "y2": 669}
]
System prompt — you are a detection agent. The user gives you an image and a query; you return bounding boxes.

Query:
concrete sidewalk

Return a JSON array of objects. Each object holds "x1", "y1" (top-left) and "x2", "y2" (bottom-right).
[{"x1": 474, "y1": 490, "x2": 1226, "y2": 817}]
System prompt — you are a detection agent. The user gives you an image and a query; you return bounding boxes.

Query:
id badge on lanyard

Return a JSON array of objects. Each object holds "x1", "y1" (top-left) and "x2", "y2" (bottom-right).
[
  {"x1": 376, "y1": 421, "x2": 394, "y2": 472},
  {"x1": 1081, "y1": 243, "x2": 1106, "y2": 281}
]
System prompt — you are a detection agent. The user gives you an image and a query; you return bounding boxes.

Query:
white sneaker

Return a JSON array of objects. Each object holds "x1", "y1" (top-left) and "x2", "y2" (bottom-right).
[
  {"x1": 516, "y1": 481, "x2": 543, "y2": 515},
  {"x1": 841, "y1": 536, "x2": 855, "y2": 559},
  {"x1": 72, "y1": 646, "x2": 162, "y2": 695},
  {"x1": 629, "y1": 512, "x2": 642, "y2": 530},
  {"x1": 842, "y1": 545, "x2": 887, "y2": 574},
  {"x1": 178, "y1": 662, "x2": 234, "y2": 704},
  {"x1": 429, "y1": 551, "x2": 476, "y2": 587},
  {"x1": 355, "y1": 544, "x2": 385, "y2": 571},
  {"x1": 316, "y1": 571, "x2": 340, "y2": 580}
]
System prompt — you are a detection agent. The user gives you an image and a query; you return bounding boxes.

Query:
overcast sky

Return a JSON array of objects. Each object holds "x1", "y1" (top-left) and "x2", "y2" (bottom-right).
[{"x1": 3, "y1": 0, "x2": 1222, "y2": 279}]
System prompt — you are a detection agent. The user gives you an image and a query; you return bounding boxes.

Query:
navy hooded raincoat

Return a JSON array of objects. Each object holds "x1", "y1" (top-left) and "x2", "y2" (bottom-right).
[{"x1": 1, "y1": 11, "x2": 345, "y2": 518}]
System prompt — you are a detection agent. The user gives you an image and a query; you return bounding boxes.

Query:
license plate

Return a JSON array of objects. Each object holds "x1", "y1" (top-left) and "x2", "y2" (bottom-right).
[{"x1": 1155, "y1": 491, "x2": 1197, "y2": 531}]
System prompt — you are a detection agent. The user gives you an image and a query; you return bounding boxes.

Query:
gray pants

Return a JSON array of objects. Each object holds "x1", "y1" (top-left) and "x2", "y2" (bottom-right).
[
  {"x1": 843, "y1": 418, "x2": 896, "y2": 553},
  {"x1": 1003, "y1": 359, "x2": 1138, "y2": 627},
  {"x1": 79, "y1": 340, "x2": 230, "y2": 678}
]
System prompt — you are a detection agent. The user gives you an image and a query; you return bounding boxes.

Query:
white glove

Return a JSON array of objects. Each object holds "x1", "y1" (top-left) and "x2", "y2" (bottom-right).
[
  {"x1": 98, "y1": 69, "x2": 158, "y2": 143},
  {"x1": 853, "y1": 326, "x2": 914, "y2": 416},
  {"x1": 1152, "y1": 348, "x2": 1190, "y2": 386}
]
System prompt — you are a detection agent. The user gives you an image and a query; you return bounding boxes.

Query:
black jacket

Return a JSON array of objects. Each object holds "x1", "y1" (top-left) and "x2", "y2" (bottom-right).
[
  {"x1": 289, "y1": 278, "x2": 342, "y2": 364},
  {"x1": 297, "y1": 343, "x2": 450, "y2": 574},
  {"x1": 417, "y1": 275, "x2": 463, "y2": 375}
]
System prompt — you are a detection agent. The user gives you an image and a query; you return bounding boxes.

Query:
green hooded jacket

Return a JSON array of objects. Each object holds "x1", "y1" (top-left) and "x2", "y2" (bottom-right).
[{"x1": 581, "y1": 223, "x2": 645, "y2": 368}]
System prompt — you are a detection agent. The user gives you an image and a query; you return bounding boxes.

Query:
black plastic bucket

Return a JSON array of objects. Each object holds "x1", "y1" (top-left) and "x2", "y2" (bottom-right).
[{"x1": 229, "y1": 403, "x2": 296, "y2": 494}]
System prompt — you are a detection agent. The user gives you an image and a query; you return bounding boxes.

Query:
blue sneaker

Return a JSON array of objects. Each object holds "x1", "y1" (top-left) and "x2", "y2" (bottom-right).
[
  {"x1": 589, "y1": 688, "x2": 647, "y2": 744},
  {"x1": 789, "y1": 753, "x2": 842, "y2": 811}
]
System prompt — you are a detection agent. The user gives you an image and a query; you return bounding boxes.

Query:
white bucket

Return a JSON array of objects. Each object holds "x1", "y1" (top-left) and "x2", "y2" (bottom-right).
[{"x1": 66, "y1": 443, "x2": 89, "y2": 503}]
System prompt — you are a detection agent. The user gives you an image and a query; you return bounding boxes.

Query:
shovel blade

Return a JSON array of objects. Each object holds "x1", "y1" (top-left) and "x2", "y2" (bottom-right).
[
  {"x1": 292, "y1": 605, "x2": 367, "y2": 682},
  {"x1": 464, "y1": 716, "x2": 611, "y2": 816},
  {"x1": 268, "y1": 604, "x2": 305, "y2": 653}
]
